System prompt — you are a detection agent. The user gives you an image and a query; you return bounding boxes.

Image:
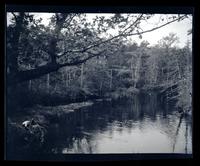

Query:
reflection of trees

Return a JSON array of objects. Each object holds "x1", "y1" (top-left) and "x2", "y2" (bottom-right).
[
  {"x1": 138, "y1": 92, "x2": 192, "y2": 153},
  {"x1": 152, "y1": 111, "x2": 192, "y2": 153},
  {"x1": 185, "y1": 119, "x2": 188, "y2": 153},
  {"x1": 43, "y1": 94, "x2": 192, "y2": 153},
  {"x1": 172, "y1": 114, "x2": 183, "y2": 152},
  {"x1": 43, "y1": 94, "x2": 158, "y2": 153},
  {"x1": 43, "y1": 100, "x2": 141, "y2": 153},
  {"x1": 150, "y1": 92, "x2": 157, "y2": 120},
  {"x1": 138, "y1": 92, "x2": 160, "y2": 120},
  {"x1": 171, "y1": 114, "x2": 192, "y2": 153},
  {"x1": 184, "y1": 115, "x2": 192, "y2": 153},
  {"x1": 66, "y1": 136, "x2": 96, "y2": 153},
  {"x1": 158, "y1": 114, "x2": 177, "y2": 139}
]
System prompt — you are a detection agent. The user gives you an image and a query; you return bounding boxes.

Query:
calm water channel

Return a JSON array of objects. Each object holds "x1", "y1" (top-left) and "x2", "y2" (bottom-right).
[{"x1": 42, "y1": 93, "x2": 192, "y2": 154}]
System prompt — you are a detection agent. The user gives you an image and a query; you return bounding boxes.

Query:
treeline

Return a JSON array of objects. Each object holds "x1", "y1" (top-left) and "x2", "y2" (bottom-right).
[
  {"x1": 8, "y1": 33, "x2": 192, "y2": 113},
  {"x1": 6, "y1": 13, "x2": 192, "y2": 113}
]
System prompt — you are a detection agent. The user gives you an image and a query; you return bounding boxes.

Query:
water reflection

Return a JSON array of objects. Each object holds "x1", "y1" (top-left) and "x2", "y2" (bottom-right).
[{"x1": 42, "y1": 92, "x2": 192, "y2": 154}]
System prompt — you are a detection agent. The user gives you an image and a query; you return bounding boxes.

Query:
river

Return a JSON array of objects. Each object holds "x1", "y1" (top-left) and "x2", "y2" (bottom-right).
[
  {"x1": 41, "y1": 92, "x2": 192, "y2": 154},
  {"x1": 7, "y1": 92, "x2": 192, "y2": 160}
]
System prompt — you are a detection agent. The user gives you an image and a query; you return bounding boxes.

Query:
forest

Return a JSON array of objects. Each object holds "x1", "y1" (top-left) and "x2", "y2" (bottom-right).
[{"x1": 6, "y1": 12, "x2": 192, "y2": 157}]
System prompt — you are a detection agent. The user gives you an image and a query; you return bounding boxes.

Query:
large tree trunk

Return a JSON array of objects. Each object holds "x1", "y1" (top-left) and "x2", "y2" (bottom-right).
[
  {"x1": 7, "y1": 50, "x2": 100, "y2": 86},
  {"x1": 8, "y1": 13, "x2": 25, "y2": 74},
  {"x1": 7, "y1": 63, "x2": 60, "y2": 86}
]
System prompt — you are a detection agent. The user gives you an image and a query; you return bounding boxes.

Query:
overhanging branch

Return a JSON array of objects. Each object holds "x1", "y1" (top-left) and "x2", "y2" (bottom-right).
[
  {"x1": 127, "y1": 15, "x2": 187, "y2": 36},
  {"x1": 58, "y1": 15, "x2": 187, "y2": 58},
  {"x1": 8, "y1": 50, "x2": 106, "y2": 85}
]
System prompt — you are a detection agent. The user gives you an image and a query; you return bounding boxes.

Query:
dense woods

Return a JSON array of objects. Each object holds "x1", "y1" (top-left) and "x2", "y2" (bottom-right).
[{"x1": 6, "y1": 13, "x2": 192, "y2": 112}]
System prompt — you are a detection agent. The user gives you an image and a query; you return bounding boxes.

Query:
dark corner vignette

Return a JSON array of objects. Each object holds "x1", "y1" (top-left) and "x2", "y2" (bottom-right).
[{"x1": 4, "y1": 5, "x2": 194, "y2": 162}]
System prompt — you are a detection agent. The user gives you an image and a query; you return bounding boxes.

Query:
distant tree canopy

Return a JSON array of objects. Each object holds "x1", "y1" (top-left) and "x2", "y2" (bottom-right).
[{"x1": 6, "y1": 13, "x2": 189, "y2": 86}]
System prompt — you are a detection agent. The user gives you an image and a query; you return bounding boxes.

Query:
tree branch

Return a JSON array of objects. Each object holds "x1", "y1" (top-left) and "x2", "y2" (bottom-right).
[
  {"x1": 59, "y1": 49, "x2": 106, "y2": 67},
  {"x1": 127, "y1": 15, "x2": 187, "y2": 37},
  {"x1": 62, "y1": 14, "x2": 77, "y2": 29},
  {"x1": 8, "y1": 50, "x2": 106, "y2": 85},
  {"x1": 120, "y1": 14, "x2": 143, "y2": 34},
  {"x1": 7, "y1": 14, "x2": 188, "y2": 85},
  {"x1": 11, "y1": 12, "x2": 17, "y2": 21},
  {"x1": 58, "y1": 15, "x2": 187, "y2": 58}
]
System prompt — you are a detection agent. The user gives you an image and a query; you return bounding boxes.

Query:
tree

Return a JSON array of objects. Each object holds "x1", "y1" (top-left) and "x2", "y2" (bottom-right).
[
  {"x1": 157, "y1": 33, "x2": 179, "y2": 49},
  {"x1": 176, "y1": 43, "x2": 192, "y2": 112},
  {"x1": 6, "y1": 13, "x2": 188, "y2": 86}
]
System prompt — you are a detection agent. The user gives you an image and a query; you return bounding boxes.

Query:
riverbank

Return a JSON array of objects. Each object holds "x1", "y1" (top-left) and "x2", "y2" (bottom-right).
[
  {"x1": 6, "y1": 100, "x2": 97, "y2": 154},
  {"x1": 8, "y1": 100, "x2": 96, "y2": 127}
]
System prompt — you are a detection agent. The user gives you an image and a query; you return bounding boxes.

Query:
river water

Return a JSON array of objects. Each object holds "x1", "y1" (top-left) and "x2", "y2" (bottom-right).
[{"x1": 42, "y1": 93, "x2": 192, "y2": 154}]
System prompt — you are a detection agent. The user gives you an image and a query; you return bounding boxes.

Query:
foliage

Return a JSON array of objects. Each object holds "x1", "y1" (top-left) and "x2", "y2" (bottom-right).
[
  {"x1": 6, "y1": 13, "x2": 191, "y2": 112},
  {"x1": 6, "y1": 13, "x2": 188, "y2": 84}
]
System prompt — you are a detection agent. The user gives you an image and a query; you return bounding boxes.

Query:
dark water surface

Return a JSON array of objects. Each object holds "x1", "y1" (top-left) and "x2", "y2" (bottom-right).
[
  {"x1": 42, "y1": 93, "x2": 192, "y2": 154},
  {"x1": 7, "y1": 92, "x2": 192, "y2": 160}
]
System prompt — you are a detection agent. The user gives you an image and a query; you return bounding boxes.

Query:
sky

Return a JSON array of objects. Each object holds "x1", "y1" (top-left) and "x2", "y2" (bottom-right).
[
  {"x1": 138, "y1": 14, "x2": 192, "y2": 48},
  {"x1": 7, "y1": 13, "x2": 192, "y2": 48}
]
